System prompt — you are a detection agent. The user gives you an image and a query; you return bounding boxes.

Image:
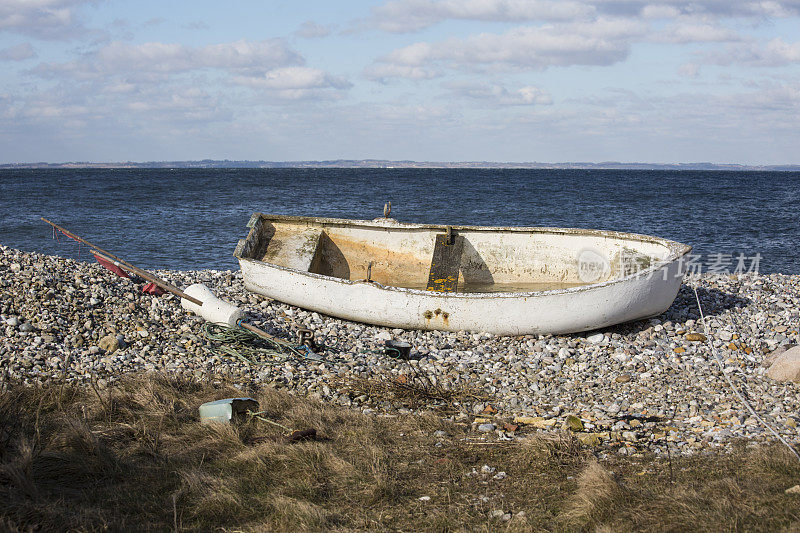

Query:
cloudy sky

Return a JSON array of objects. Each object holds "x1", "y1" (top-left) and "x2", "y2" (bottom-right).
[{"x1": 1, "y1": 0, "x2": 799, "y2": 164}]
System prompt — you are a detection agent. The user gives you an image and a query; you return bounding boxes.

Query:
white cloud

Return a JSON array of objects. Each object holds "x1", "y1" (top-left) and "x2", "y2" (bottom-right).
[
  {"x1": 365, "y1": 0, "x2": 800, "y2": 33},
  {"x1": 2, "y1": 82, "x2": 232, "y2": 137},
  {"x1": 96, "y1": 39, "x2": 302, "y2": 73},
  {"x1": 232, "y1": 66, "x2": 352, "y2": 99},
  {"x1": 1, "y1": 89, "x2": 92, "y2": 126},
  {"x1": 121, "y1": 87, "x2": 227, "y2": 122},
  {"x1": 516, "y1": 85, "x2": 552, "y2": 104},
  {"x1": 591, "y1": 0, "x2": 800, "y2": 18},
  {"x1": 371, "y1": 18, "x2": 645, "y2": 77},
  {"x1": 677, "y1": 62, "x2": 699, "y2": 77},
  {"x1": 183, "y1": 20, "x2": 209, "y2": 30},
  {"x1": 365, "y1": 63, "x2": 443, "y2": 81},
  {"x1": 640, "y1": 5, "x2": 681, "y2": 19},
  {"x1": 0, "y1": 0, "x2": 93, "y2": 39},
  {"x1": 446, "y1": 81, "x2": 553, "y2": 105},
  {"x1": 26, "y1": 40, "x2": 349, "y2": 116},
  {"x1": 247, "y1": 67, "x2": 350, "y2": 89},
  {"x1": 0, "y1": 42, "x2": 36, "y2": 61},
  {"x1": 711, "y1": 38, "x2": 800, "y2": 66},
  {"x1": 383, "y1": 41, "x2": 434, "y2": 65},
  {"x1": 656, "y1": 22, "x2": 741, "y2": 43},
  {"x1": 294, "y1": 21, "x2": 333, "y2": 38},
  {"x1": 32, "y1": 38, "x2": 304, "y2": 80},
  {"x1": 570, "y1": 81, "x2": 800, "y2": 135},
  {"x1": 369, "y1": 0, "x2": 595, "y2": 32}
]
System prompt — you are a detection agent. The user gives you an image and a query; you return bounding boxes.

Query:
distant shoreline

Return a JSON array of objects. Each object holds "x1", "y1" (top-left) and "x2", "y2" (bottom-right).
[{"x1": 2, "y1": 160, "x2": 800, "y2": 171}]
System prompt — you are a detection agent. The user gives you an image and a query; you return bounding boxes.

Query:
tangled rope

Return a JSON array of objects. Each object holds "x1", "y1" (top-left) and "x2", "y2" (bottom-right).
[{"x1": 202, "y1": 323, "x2": 320, "y2": 366}]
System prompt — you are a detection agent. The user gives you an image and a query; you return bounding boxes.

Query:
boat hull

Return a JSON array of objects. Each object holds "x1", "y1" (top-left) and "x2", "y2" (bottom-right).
[{"x1": 235, "y1": 215, "x2": 690, "y2": 335}]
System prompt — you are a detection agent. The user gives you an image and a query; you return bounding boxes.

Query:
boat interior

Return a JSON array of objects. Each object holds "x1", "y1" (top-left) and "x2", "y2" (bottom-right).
[{"x1": 235, "y1": 215, "x2": 676, "y2": 293}]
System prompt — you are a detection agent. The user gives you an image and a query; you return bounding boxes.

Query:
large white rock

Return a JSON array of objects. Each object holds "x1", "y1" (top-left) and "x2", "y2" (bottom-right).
[{"x1": 765, "y1": 346, "x2": 800, "y2": 383}]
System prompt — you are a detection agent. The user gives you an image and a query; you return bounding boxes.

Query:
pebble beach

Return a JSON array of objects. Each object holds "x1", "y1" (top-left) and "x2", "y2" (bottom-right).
[{"x1": 2, "y1": 244, "x2": 798, "y2": 457}]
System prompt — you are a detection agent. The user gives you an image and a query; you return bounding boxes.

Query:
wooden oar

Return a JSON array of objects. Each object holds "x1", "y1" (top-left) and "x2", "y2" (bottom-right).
[{"x1": 41, "y1": 218, "x2": 293, "y2": 346}]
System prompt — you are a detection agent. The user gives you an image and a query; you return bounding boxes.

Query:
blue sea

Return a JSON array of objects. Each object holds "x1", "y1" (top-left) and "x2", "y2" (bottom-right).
[{"x1": 0, "y1": 168, "x2": 798, "y2": 274}]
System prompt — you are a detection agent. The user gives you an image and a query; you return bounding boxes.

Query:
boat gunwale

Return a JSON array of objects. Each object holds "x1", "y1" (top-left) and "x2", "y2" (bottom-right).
[{"x1": 236, "y1": 213, "x2": 692, "y2": 299}]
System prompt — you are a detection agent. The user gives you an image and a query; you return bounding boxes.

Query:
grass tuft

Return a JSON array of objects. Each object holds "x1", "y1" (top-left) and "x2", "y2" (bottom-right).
[{"x1": 558, "y1": 460, "x2": 621, "y2": 529}]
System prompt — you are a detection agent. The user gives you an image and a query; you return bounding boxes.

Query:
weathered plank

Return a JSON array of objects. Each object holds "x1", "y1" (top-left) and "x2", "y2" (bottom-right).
[
  {"x1": 426, "y1": 233, "x2": 464, "y2": 292},
  {"x1": 262, "y1": 225, "x2": 323, "y2": 272}
]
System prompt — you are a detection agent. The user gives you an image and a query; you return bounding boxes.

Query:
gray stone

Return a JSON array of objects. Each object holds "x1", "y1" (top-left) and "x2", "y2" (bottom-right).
[
  {"x1": 19, "y1": 323, "x2": 34, "y2": 332},
  {"x1": 98, "y1": 335, "x2": 120, "y2": 354},
  {"x1": 565, "y1": 415, "x2": 584, "y2": 431},
  {"x1": 477, "y1": 423, "x2": 496, "y2": 432}
]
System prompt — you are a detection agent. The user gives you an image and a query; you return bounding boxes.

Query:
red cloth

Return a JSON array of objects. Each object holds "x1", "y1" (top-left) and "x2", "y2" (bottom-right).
[
  {"x1": 92, "y1": 253, "x2": 129, "y2": 278},
  {"x1": 142, "y1": 282, "x2": 166, "y2": 296}
]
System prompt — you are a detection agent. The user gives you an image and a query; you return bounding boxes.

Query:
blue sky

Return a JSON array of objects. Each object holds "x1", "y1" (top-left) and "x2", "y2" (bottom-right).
[{"x1": 1, "y1": 0, "x2": 799, "y2": 164}]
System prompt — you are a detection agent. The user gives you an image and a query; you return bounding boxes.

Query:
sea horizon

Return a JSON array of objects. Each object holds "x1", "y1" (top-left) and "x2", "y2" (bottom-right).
[{"x1": 2, "y1": 159, "x2": 800, "y2": 172}]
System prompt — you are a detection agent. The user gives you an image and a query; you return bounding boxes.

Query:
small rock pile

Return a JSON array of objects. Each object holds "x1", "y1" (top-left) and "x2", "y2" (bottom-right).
[{"x1": 1, "y1": 244, "x2": 798, "y2": 456}]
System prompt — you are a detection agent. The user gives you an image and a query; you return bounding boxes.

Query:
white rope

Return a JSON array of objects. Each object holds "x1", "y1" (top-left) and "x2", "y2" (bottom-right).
[{"x1": 691, "y1": 282, "x2": 800, "y2": 461}]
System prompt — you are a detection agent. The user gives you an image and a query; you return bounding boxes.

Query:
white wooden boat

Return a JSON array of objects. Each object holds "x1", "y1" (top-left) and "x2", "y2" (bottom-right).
[{"x1": 234, "y1": 213, "x2": 691, "y2": 335}]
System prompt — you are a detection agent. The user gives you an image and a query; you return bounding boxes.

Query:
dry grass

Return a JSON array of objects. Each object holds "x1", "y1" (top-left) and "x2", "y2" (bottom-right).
[
  {"x1": 342, "y1": 367, "x2": 489, "y2": 412},
  {"x1": 0, "y1": 374, "x2": 798, "y2": 532},
  {"x1": 558, "y1": 460, "x2": 621, "y2": 529}
]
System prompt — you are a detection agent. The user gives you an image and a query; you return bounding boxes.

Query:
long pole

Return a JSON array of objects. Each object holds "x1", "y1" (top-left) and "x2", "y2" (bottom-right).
[
  {"x1": 42, "y1": 217, "x2": 202, "y2": 306},
  {"x1": 42, "y1": 218, "x2": 292, "y2": 346}
]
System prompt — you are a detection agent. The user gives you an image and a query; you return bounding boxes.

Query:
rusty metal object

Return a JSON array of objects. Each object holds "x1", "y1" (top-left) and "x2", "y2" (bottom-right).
[
  {"x1": 286, "y1": 428, "x2": 317, "y2": 442},
  {"x1": 296, "y1": 328, "x2": 318, "y2": 351}
]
